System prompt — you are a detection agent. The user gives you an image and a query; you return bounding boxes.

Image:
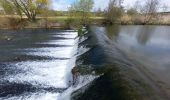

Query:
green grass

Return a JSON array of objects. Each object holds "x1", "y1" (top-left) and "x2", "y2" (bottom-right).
[{"x1": 46, "y1": 16, "x2": 105, "y2": 22}]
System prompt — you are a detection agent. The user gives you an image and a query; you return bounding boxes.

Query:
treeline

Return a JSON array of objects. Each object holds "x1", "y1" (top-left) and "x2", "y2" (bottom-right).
[
  {"x1": 65, "y1": 0, "x2": 168, "y2": 26},
  {"x1": 104, "y1": 0, "x2": 168, "y2": 25},
  {"x1": 0, "y1": 0, "x2": 169, "y2": 29},
  {"x1": 0, "y1": 0, "x2": 50, "y2": 29},
  {"x1": 0, "y1": 0, "x2": 96, "y2": 29},
  {"x1": 0, "y1": 0, "x2": 49, "y2": 21}
]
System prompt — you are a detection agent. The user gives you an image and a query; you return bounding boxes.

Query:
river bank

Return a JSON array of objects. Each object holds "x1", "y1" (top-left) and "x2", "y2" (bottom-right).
[
  {"x1": 0, "y1": 16, "x2": 104, "y2": 30},
  {"x1": 0, "y1": 15, "x2": 170, "y2": 30}
]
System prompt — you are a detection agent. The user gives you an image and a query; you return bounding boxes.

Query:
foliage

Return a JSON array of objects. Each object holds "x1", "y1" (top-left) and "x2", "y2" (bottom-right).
[
  {"x1": 105, "y1": 0, "x2": 124, "y2": 24},
  {"x1": 0, "y1": 0, "x2": 50, "y2": 22},
  {"x1": 68, "y1": 0, "x2": 94, "y2": 25},
  {"x1": 127, "y1": 8, "x2": 138, "y2": 16},
  {"x1": 0, "y1": 0, "x2": 15, "y2": 15},
  {"x1": 95, "y1": 8, "x2": 104, "y2": 17},
  {"x1": 70, "y1": 0, "x2": 94, "y2": 12}
]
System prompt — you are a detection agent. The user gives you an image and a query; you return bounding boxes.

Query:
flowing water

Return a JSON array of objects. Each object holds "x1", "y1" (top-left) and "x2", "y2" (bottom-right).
[
  {"x1": 1, "y1": 25, "x2": 170, "y2": 100},
  {"x1": 104, "y1": 25, "x2": 170, "y2": 85},
  {"x1": 0, "y1": 29, "x2": 78, "y2": 100},
  {"x1": 89, "y1": 25, "x2": 170, "y2": 98}
]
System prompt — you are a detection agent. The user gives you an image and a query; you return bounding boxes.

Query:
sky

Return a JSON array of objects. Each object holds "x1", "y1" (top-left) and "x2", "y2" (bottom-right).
[{"x1": 51, "y1": 0, "x2": 170, "y2": 11}]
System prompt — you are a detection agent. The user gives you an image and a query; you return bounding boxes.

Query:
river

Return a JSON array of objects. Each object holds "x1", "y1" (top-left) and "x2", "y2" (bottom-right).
[
  {"x1": 105, "y1": 25, "x2": 170, "y2": 90},
  {"x1": 89, "y1": 25, "x2": 170, "y2": 99},
  {"x1": 1, "y1": 25, "x2": 170, "y2": 100}
]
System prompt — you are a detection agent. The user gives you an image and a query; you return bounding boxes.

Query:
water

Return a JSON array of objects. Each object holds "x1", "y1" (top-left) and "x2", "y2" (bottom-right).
[
  {"x1": 1, "y1": 25, "x2": 170, "y2": 99},
  {"x1": 90, "y1": 25, "x2": 170, "y2": 98},
  {"x1": 0, "y1": 29, "x2": 78, "y2": 100},
  {"x1": 106, "y1": 25, "x2": 170, "y2": 84}
]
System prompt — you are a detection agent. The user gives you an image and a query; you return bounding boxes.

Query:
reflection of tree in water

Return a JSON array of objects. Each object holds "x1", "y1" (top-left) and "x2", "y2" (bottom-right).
[
  {"x1": 106, "y1": 25, "x2": 120, "y2": 40},
  {"x1": 137, "y1": 26, "x2": 155, "y2": 45}
]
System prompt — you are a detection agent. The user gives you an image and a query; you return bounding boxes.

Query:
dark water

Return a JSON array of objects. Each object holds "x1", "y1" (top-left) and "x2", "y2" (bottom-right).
[
  {"x1": 89, "y1": 25, "x2": 170, "y2": 98},
  {"x1": 0, "y1": 29, "x2": 78, "y2": 100},
  {"x1": 1, "y1": 26, "x2": 170, "y2": 100}
]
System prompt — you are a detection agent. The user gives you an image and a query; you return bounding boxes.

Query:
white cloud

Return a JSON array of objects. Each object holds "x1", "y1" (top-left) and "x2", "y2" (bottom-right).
[
  {"x1": 51, "y1": 0, "x2": 170, "y2": 11},
  {"x1": 51, "y1": 0, "x2": 71, "y2": 11},
  {"x1": 51, "y1": 0, "x2": 110, "y2": 11},
  {"x1": 123, "y1": 0, "x2": 170, "y2": 11},
  {"x1": 93, "y1": 0, "x2": 110, "y2": 11}
]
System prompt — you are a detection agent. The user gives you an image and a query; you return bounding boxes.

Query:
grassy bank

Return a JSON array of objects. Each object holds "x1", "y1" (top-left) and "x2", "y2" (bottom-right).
[
  {"x1": 0, "y1": 15, "x2": 105, "y2": 29},
  {"x1": 120, "y1": 15, "x2": 170, "y2": 25},
  {"x1": 0, "y1": 14, "x2": 169, "y2": 30}
]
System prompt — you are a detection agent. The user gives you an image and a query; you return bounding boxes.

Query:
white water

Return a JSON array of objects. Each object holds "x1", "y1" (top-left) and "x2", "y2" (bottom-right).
[
  {"x1": 57, "y1": 75, "x2": 97, "y2": 100},
  {"x1": 2, "y1": 31, "x2": 78, "y2": 100}
]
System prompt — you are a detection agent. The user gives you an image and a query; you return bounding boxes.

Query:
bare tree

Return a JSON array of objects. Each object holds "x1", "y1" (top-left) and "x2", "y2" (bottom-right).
[
  {"x1": 133, "y1": 0, "x2": 142, "y2": 13},
  {"x1": 141, "y1": 0, "x2": 160, "y2": 23}
]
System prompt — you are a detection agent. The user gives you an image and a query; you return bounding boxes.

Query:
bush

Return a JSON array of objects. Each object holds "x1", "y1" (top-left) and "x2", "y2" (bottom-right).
[
  {"x1": 105, "y1": 7, "x2": 123, "y2": 24},
  {"x1": 132, "y1": 16, "x2": 145, "y2": 25},
  {"x1": 0, "y1": 17, "x2": 27, "y2": 29},
  {"x1": 121, "y1": 15, "x2": 133, "y2": 25}
]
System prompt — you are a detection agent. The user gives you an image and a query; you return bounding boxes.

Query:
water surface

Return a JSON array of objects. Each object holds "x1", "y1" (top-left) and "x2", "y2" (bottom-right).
[
  {"x1": 91, "y1": 25, "x2": 170, "y2": 98},
  {"x1": 0, "y1": 29, "x2": 78, "y2": 100}
]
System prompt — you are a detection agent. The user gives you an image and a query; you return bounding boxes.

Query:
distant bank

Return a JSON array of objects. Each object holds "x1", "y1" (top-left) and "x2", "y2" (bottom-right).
[{"x1": 0, "y1": 14, "x2": 170, "y2": 30}]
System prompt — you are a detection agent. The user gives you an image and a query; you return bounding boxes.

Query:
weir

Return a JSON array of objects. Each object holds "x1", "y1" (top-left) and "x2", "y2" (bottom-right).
[
  {"x1": 0, "y1": 30, "x2": 79, "y2": 100},
  {"x1": 2, "y1": 26, "x2": 169, "y2": 100}
]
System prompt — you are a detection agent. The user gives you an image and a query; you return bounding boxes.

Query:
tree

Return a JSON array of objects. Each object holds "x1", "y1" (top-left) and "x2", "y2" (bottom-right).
[
  {"x1": 0, "y1": 0, "x2": 50, "y2": 22},
  {"x1": 127, "y1": 8, "x2": 138, "y2": 16},
  {"x1": 0, "y1": 0, "x2": 15, "y2": 15},
  {"x1": 141, "y1": 0, "x2": 160, "y2": 23},
  {"x1": 105, "y1": 0, "x2": 124, "y2": 24},
  {"x1": 96, "y1": 8, "x2": 104, "y2": 17},
  {"x1": 70, "y1": 0, "x2": 94, "y2": 12},
  {"x1": 133, "y1": 0, "x2": 142, "y2": 13},
  {"x1": 69, "y1": 0, "x2": 94, "y2": 25}
]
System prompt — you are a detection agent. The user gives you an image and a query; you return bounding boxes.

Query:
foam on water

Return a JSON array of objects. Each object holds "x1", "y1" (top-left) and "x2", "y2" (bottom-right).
[
  {"x1": 3, "y1": 92, "x2": 60, "y2": 100},
  {"x1": 36, "y1": 40, "x2": 75, "y2": 45},
  {"x1": 22, "y1": 47, "x2": 74, "y2": 58},
  {"x1": 1, "y1": 31, "x2": 79, "y2": 100},
  {"x1": 53, "y1": 34, "x2": 77, "y2": 39},
  {"x1": 3, "y1": 60, "x2": 69, "y2": 88},
  {"x1": 58, "y1": 75, "x2": 97, "y2": 100}
]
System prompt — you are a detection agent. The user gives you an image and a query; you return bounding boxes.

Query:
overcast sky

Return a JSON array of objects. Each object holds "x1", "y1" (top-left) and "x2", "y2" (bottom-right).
[{"x1": 51, "y1": 0, "x2": 170, "y2": 11}]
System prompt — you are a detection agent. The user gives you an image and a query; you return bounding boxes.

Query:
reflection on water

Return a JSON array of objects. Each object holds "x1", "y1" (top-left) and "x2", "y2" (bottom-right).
[
  {"x1": 105, "y1": 25, "x2": 119, "y2": 40},
  {"x1": 0, "y1": 29, "x2": 78, "y2": 100},
  {"x1": 103, "y1": 25, "x2": 170, "y2": 59},
  {"x1": 97, "y1": 25, "x2": 170, "y2": 89}
]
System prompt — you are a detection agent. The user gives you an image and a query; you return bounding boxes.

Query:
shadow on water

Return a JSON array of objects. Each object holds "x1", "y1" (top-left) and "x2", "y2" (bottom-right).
[{"x1": 105, "y1": 25, "x2": 120, "y2": 40}]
